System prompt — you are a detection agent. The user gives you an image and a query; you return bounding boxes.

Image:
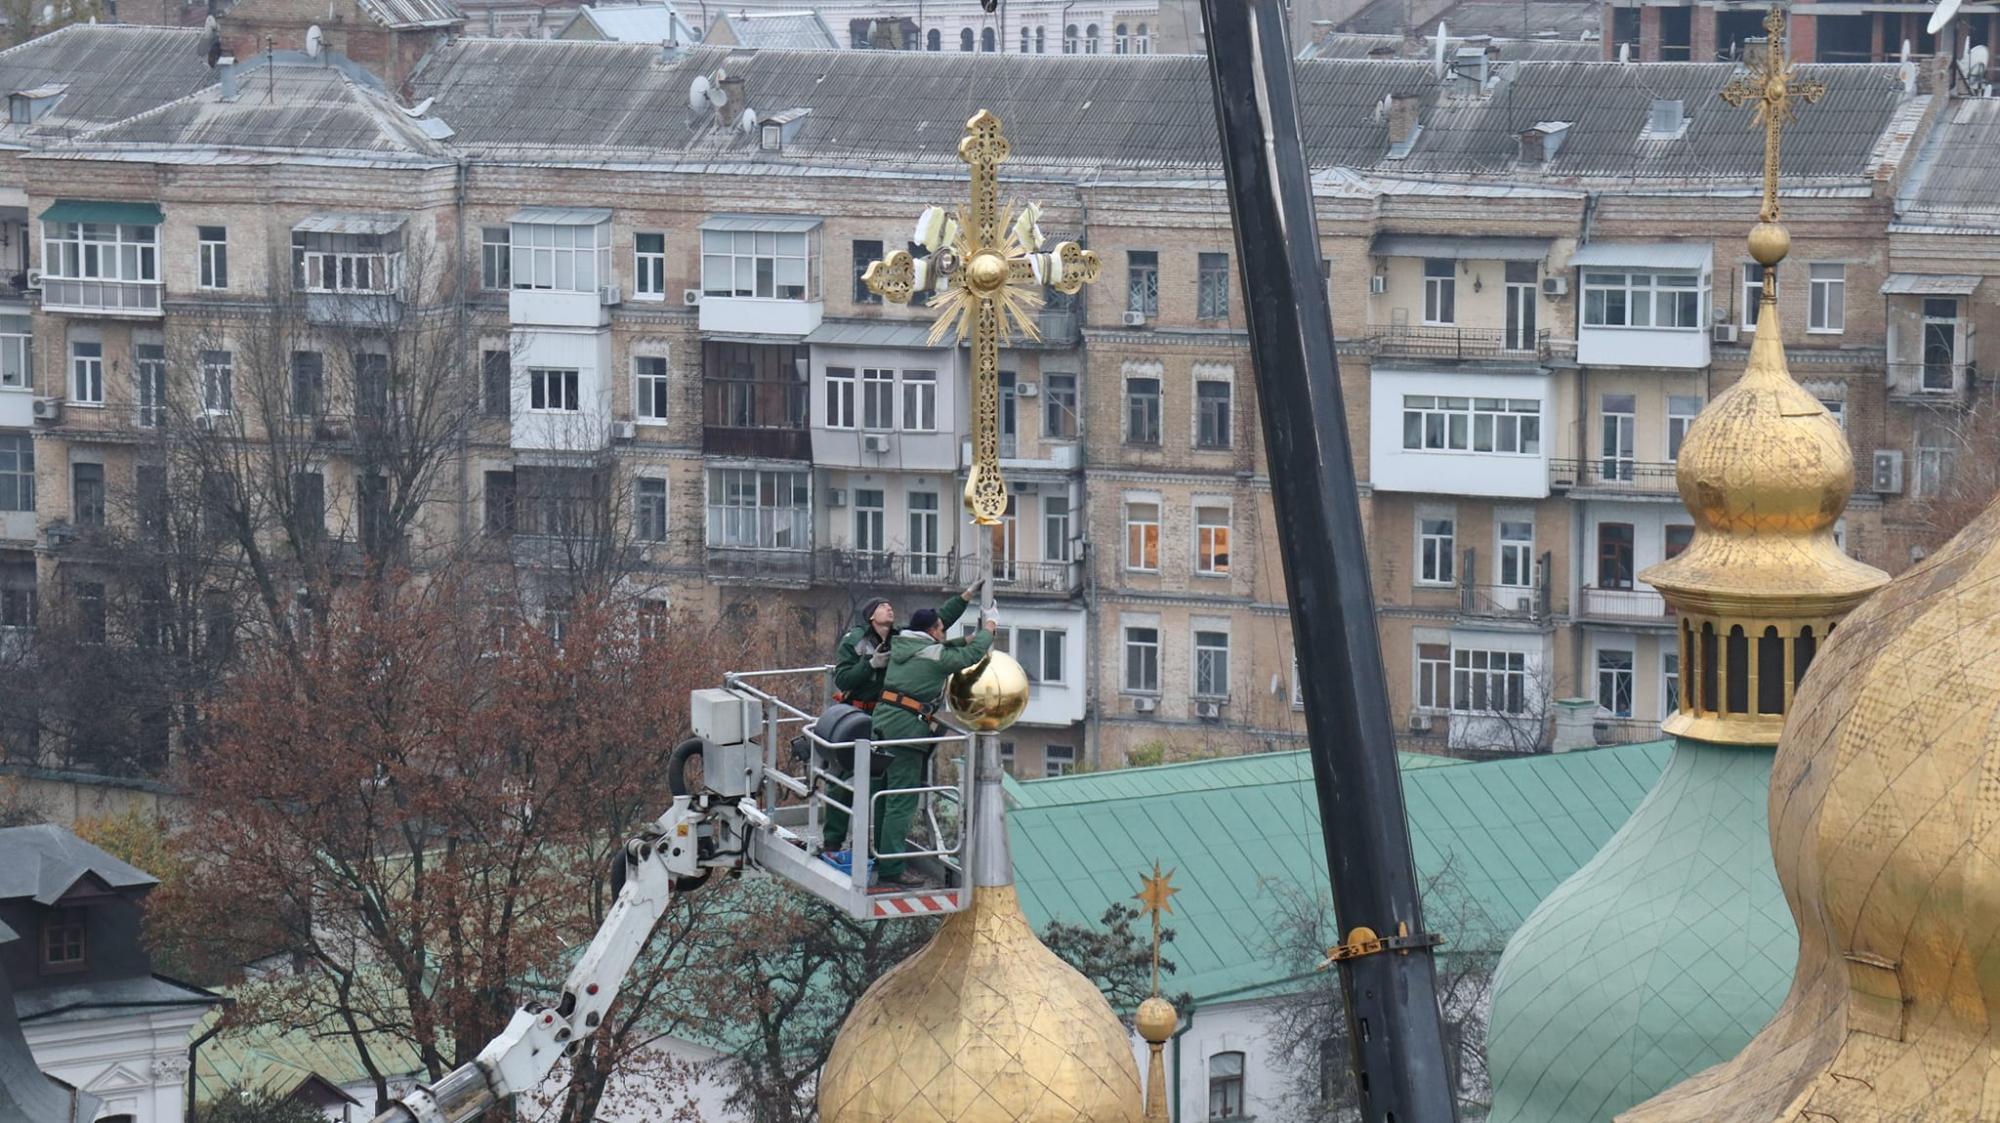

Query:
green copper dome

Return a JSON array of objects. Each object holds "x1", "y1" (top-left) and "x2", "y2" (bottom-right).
[{"x1": 1485, "y1": 738, "x2": 1796, "y2": 1123}]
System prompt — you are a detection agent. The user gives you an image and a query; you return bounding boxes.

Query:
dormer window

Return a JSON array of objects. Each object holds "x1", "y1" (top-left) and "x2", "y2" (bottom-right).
[
  {"x1": 8, "y1": 84, "x2": 65, "y2": 125},
  {"x1": 41, "y1": 907, "x2": 86, "y2": 972}
]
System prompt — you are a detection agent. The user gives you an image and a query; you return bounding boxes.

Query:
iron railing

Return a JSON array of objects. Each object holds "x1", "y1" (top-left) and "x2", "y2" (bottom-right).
[
  {"x1": 813, "y1": 548, "x2": 1080, "y2": 597},
  {"x1": 1575, "y1": 586, "x2": 1672, "y2": 622},
  {"x1": 1367, "y1": 322, "x2": 1570, "y2": 361},
  {"x1": 1549, "y1": 457, "x2": 1679, "y2": 493}
]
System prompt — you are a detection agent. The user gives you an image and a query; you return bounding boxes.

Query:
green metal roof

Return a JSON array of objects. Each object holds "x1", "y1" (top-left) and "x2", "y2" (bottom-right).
[
  {"x1": 1008, "y1": 742, "x2": 1671, "y2": 1003},
  {"x1": 38, "y1": 198, "x2": 163, "y2": 226},
  {"x1": 193, "y1": 1003, "x2": 426, "y2": 1104}
]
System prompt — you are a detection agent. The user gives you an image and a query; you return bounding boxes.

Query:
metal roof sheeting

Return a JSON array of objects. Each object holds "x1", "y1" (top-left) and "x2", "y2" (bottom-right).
[
  {"x1": 1880, "y1": 273, "x2": 1981, "y2": 295},
  {"x1": 702, "y1": 213, "x2": 823, "y2": 233},
  {"x1": 572, "y1": 3, "x2": 694, "y2": 43},
  {"x1": 73, "y1": 61, "x2": 447, "y2": 159},
  {"x1": 293, "y1": 213, "x2": 406, "y2": 235},
  {"x1": 0, "y1": 26, "x2": 214, "y2": 139},
  {"x1": 1372, "y1": 233, "x2": 1551, "y2": 260},
  {"x1": 1569, "y1": 241, "x2": 1714, "y2": 270},
  {"x1": 355, "y1": 0, "x2": 464, "y2": 29},
  {"x1": 805, "y1": 320, "x2": 944, "y2": 348},
  {"x1": 39, "y1": 199, "x2": 165, "y2": 225},
  {"x1": 709, "y1": 9, "x2": 839, "y2": 50},
  {"x1": 510, "y1": 205, "x2": 612, "y2": 224},
  {"x1": 0, "y1": 824, "x2": 156, "y2": 905}
]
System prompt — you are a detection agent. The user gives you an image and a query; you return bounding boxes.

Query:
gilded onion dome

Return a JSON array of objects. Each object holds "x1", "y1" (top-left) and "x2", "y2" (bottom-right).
[{"x1": 1641, "y1": 220, "x2": 1888, "y2": 745}]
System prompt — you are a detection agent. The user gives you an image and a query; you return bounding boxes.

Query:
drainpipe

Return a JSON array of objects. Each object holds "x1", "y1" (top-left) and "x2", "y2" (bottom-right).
[
  {"x1": 453, "y1": 156, "x2": 471, "y2": 549},
  {"x1": 1169, "y1": 1001, "x2": 1195, "y2": 1123},
  {"x1": 186, "y1": 1004, "x2": 231, "y2": 1123}
]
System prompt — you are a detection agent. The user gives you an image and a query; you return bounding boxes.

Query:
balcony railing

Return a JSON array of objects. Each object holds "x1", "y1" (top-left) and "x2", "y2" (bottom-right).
[
  {"x1": 1886, "y1": 361, "x2": 1972, "y2": 400},
  {"x1": 814, "y1": 548, "x2": 1081, "y2": 598},
  {"x1": 1367, "y1": 323, "x2": 1568, "y2": 361},
  {"x1": 1576, "y1": 586, "x2": 1673, "y2": 623},
  {"x1": 1461, "y1": 583, "x2": 1547, "y2": 622},
  {"x1": 1549, "y1": 458, "x2": 1679, "y2": 493},
  {"x1": 705, "y1": 545, "x2": 813, "y2": 584},
  {"x1": 41, "y1": 276, "x2": 163, "y2": 316},
  {"x1": 702, "y1": 378, "x2": 811, "y2": 459}
]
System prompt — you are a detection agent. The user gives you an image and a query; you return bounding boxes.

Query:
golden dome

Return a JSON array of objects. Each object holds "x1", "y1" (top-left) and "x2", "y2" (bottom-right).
[
  {"x1": 818, "y1": 885, "x2": 1144, "y2": 1123},
  {"x1": 946, "y1": 650, "x2": 1031, "y2": 732},
  {"x1": 1620, "y1": 487, "x2": 2000, "y2": 1123}
]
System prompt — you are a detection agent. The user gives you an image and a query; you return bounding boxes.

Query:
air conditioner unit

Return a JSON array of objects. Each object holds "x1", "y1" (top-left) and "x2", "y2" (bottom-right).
[
  {"x1": 1132, "y1": 696, "x2": 1158, "y2": 713},
  {"x1": 1540, "y1": 275, "x2": 1567, "y2": 297},
  {"x1": 1016, "y1": 381, "x2": 1039, "y2": 398},
  {"x1": 1121, "y1": 310, "x2": 1148, "y2": 327},
  {"x1": 826, "y1": 488, "x2": 847, "y2": 507},
  {"x1": 682, "y1": 288, "x2": 702, "y2": 306},
  {"x1": 30, "y1": 397, "x2": 59, "y2": 423},
  {"x1": 1195, "y1": 700, "x2": 1222, "y2": 720},
  {"x1": 1368, "y1": 275, "x2": 1388, "y2": 295},
  {"x1": 1871, "y1": 449, "x2": 1904, "y2": 495},
  {"x1": 1408, "y1": 712, "x2": 1434, "y2": 733},
  {"x1": 600, "y1": 284, "x2": 622, "y2": 306},
  {"x1": 613, "y1": 420, "x2": 637, "y2": 441},
  {"x1": 1516, "y1": 595, "x2": 1535, "y2": 613},
  {"x1": 862, "y1": 433, "x2": 891, "y2": 453},
  {"x1": 1712, "y1": 323, "x2": 1739, "y2": 344},
  {"x1": 196, "y1": 413, "x2": 218, "y2": 432},
  {"x1": 23, "y1": 269, "x2": 41, "y2": 290}
]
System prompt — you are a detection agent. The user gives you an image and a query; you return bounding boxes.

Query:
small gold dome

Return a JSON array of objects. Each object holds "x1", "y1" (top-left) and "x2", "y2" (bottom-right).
[
  {"x1": 1746, "y1": 220, "x2": 1789, "y2": 266},
  {"x1": 946, "y1": 650, "x2": 1030, "y2": 732},
  {"x1": 819, "y1": 886, "x2": 1144, "y2": 1123},
  {"x1": 1135, "y1": 996, "x2": 1178, "y2": 1043}
]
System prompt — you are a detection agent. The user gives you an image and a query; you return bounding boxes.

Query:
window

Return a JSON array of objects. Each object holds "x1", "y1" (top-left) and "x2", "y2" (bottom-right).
[
  {"x1": 287, "y1": 350, "x2": 324, "y2": 419},
  {"x1": 1452, "y1": 648, "x2": 1527, "y2": 713},
  {"x1": 1667, "y1": 394, "x2": 1701, "y2": 460},
  {"x1": 1597, "y1": 648, "x2": 1634, "y2": 716},
  {"x1": 480, "y1": 226, "x2": 510, "y2": 290},
  {"x1": 990, "y1": 496, "x2": 1018, "y2": 580},
  {"x1": 1196, "y1": 505, "x2": 1230, "y2": 575},
  {"x1": 1198, "y1": 252, "x2": 1229, "y2": 319},
  {"x1": 1007, "y1": 627, "x2": 1066, "y2": 684},
  {"x1": 1663, "y1": 651, "x2": 1681, "y2": 715},
  {"x1": 1581, "y1": 271, "x2": 1704, "y2": 328},
  {"x1": 200, "y1": 349, "x2": 233, "y2": 414},
  {"x1": 635, "y1": 355, "x2": 669, "y2": 423},
  {"x1": 1194, "y1": 629, "x2": 1230, "y2": 698},
  {"x1": 825, "y1": 366, "x2": 855, "y2": 429},
  {"x1": 293, "y1": 229, "x2": 400, "y2": 294},
  {"x1": 1044, "y1": 372, "x2": 1077, "y2": 438},
  {"x1": 358, "y1": 473, "x2": 391, "y2": 555},
  {"x1": 901, "y1": 369, "x2": 936, "y2": 432},
  {"x1": 71, "y1": 340, "x2": 103, "y2": 404},
  {"x1": 1135, "y1": 21, "x2": 1149, "y2": 51},
  {"x1": 529, "y1": 368, "x2": 580, "y2": 412},
  {"x1": 927, "y1": 28, "x2": 941, "y2": 49},
  {"x1": 0, "y1": 434, "x2": 30, "y2": 512},
  {"x1": 1063, "y1": 22, "x2": 1078, "y2": 51},
  {"x1": 908, "y1": 491, "x2": 940, "y2": 575},
  {"x1": 981, "y1": 26, "x2": 996, "y2": 51},
  {"x1": 960, "y1": 27, "x2": 974, "y2": 50},
  {"x1": 41, "y1": 908, "x2": 85, "y2": 971},
  {"x1": 0, "y1": 568, "x2": 33, "y2": 630},
  {"x1": 1400, "y1": 396, "x2": 1540, "y2": 454},
  {"x1": 135, "y1": 344, "x2": 166, "y2": 428},
  {"x1": 861, "y1": 367, "x2": 895, "y2": 429},
  {"x1": 1209, "y1": 1052, "x2": 1245, "y2": 1119},
  {"x1": 0, "y1": 314, "x2": 30, "y2": 389},
  {"x1": 1418, "y1": 516, "x2": 1455, "y2": 585},
  {"x1": 293, "y1": 470, "x2": 325, "y2": 535},
  {"x1": 76, "y1": 581, "x2": 106, "y2": 644},
  {"x1": 1124, "y1": 625, "x2": 1159, "y2": 692},
  {"x1": 1126, "y1": 250, "x2": 1158, "y2": 316},
  {"x1": 1115, "y1": 21, "x2": 1129, "y2": 51},
  {"x1": 1126, "y1": 377, "x2": 1161, "y2": 444},
  {"x1": 1043, "y1": 495, "x2": 1071, "y2": 562},
  {"x1": 1922, "y1": 298, "x2": 1960, "y2": 391},
  {"x1": 43, "y1": 221, "x2": 157, "y2": 283},
  {"x1": 1125, "y1": 500, "x2": 1160, "y2": 571},
  {"x1": 353, "y1": 352, "x2": 390, "y2": 418},
  {"x1": 1820, "y1": 397, "x2": 1846, "y2": 429},
  {"x1": 1808, "y1": 263, "x2": 1844, "y2": 332},
  {"x1": 1498, "y1": 519, "x2": 1534, "y2": 587},
  {"x1": 1021, "y1": 26, "x2": 1031, "y2": 52},
  {"x1": 484, "y1": 470, "x2": 516, "y2": 534},
  {"x1": 1598, "y1": 523, "x2": 1635, "y2": 589},
  {"x1": 1044, "y1": 744, "x2": 1075, "y2": 777},
  {"x1": 636, "y1": 477, "x2": 668, "y2": 543},
  {"x1": 705, "y1": 468, "x2": 810, "y2": 549},
  {"x1": 72, "y1": 463, "x2": 104, "y2": 527},
  {"x1": 1085, "y1": 22, "x2": 1100, "y2": 51},
  {"x1": 1742, "y1": 263, "x2": 1764, "y2": 329},
  {"x1": 1601, "y1": 394, "x2": 1635, "y2": 481},
  {"x1": 1916, "y1": 424, "x2": 1955, "y2": 497},
  {"x1": 1423, "y1": 257, "x2": 1456, "y2": 325},
  {"x1": 852, "y1": 238, "x2": 883, "y2": 304},
  {"x1": 1196, "y1": 380, "x2": 1232, "y2": 449},
  {"x1": 482, "y1": 350, "x2": 510, "y2": 418},
  {"x1": 633, "y1": 232, "x2": 666, "y2": 299},
  {"x1": 136, "y1": 465, "x2": 165, "y2": 543},
  {"x1": 1416, "y1": 643, "x2": 1451, "y2": 710},
  {"x1": 512, "y1": 221, "x2": 609, "y2": 293},
  {"x1": 1666, "y1": 523, "x2": 1694, "y2": 559},
  {"x1": 197, "y1": 225, "x2": 228, "y2": 290},
  {"x1": 853, "y1": 487, "x2": 885, "y2": 553}
]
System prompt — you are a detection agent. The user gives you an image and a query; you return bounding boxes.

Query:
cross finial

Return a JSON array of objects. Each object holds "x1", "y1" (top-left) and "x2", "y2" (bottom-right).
[
  {"x1": 1719, "y1": 4, "x2": 1827, "y2": 226},
  {"x1": 860, "y1": 111, "x2": 1101, "y2": 527},
  {"x1": 1135, "y1": 861, "x2": 1179, "y2": 997}
]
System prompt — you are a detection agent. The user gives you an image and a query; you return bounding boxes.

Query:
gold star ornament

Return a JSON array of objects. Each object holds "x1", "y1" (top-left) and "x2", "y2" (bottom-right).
[{"x1": 1135, "y1": 862, "x2": 1179, "y2": 920}]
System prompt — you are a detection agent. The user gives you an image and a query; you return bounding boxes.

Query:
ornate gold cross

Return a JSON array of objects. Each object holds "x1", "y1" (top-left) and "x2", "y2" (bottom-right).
[
  {"x1": 1719, "y1": 5, "x2": 1826, "y2": 226},
  {"x1": 1135, "y1": 860, "x2": 1179, "y2": 997},
  {"x1": 862, "y1": 110, "x2": 1101, "y2": 526}
]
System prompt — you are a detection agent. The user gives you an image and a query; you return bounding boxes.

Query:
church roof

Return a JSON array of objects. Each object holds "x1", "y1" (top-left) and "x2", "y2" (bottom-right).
[
  {"x1": 0, "y1": 823, "x2": 156, "y2": 906},
  {"x1": 1007, "y1": 741, "x2": 1671, "y2": 1003}
]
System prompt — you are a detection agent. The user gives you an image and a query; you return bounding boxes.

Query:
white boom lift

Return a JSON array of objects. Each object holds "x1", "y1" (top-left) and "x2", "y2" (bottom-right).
[{"x1": 368, "y1": 666, "x2": 980, "y2": 1123}]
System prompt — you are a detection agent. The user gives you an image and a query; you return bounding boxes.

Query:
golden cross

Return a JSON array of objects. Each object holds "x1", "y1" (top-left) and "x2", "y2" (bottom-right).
[
  {"x1": 1134, "y1": 861, "x2": 1178, "y2": 997},
  {"x1": 1719, "y1": 5, "x2": 1827, "y2": 226},
  {"x1": 862, "y1": 110, "x2": 1101, "y2": 526}
]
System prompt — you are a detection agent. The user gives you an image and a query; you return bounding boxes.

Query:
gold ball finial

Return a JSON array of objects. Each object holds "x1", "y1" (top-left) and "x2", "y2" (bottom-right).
[
  {"x1": 1137, "y1": 995, "x2": 1179, "y2": 1043},
  {"x1": 965, "y1": 250, "x2": 1010, "y2": 294},
  {"x1": 946, "y1": 649, "x2": 1030, "y2": 731},
  {"x1": 1747, "y1": 221, "x2": 1789, "y2": 266}
]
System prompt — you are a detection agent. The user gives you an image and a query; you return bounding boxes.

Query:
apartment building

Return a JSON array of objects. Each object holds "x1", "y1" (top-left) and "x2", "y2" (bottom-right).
[
  {"x1": 0, "y1": 22, "x2": 1973, "y2": 776},
  {"x1": 1600, "y1": 0, "x2": 1990, "y2": 62}
]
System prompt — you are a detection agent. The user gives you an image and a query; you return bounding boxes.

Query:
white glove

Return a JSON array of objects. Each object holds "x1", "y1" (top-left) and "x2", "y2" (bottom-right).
[
  {"x1": 982, "y1": 607, "x2": 1001, "y2": 628},
  {"x1": 870, "y1": 650, "x2": 889, "y2": 669}
]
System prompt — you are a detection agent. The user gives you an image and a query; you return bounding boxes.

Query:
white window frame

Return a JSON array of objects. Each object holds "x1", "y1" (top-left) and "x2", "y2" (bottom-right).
[
  {"x1": 860, "y1": 367, "x2": 895, "y2": 430},
  {"x1": 510, "y1": 221, "x2": 610, "y2": 294},
  {"x1": 1819, "y1": 397, "x2": 1845, "y2": 429},
  {"x1": 705, "y1": 467, "x2": 810, "y2": 550},
  {"x1": 1400, "y1": 395, "x2": 1541, "y2": 455},
  {"x1": 197, "y1": 225, "x2": 228, "y2": 291},
  {"x1": 1194, "y1": 502, "x2": 1231, "y2": 576},
  {"x1": 901, "y1": 369, "x2": 937, "y2": 432},
  {"x1": 1742, "y1": 263, "x2": 1764, "y2": 331},
  {"x1": 1192, "y1": 625, "x2": 1231, "y2": 699},
  {"x1": 700, "y1": 228, "x2": 811, "y2": 301},
  {"x1": 528, "y1": 368, "x2": 580, "y2": 413},
  {"x1": 825, "y1": 366, "x2": 855, "y2": 429},
  {"x1": 1596, "y1": 647, "x2": 1634, "y2": 718},
  {"x1": 1124, "y1": 497, "x2": 1161, "y2": 573},
  {"x1": 1194, "y1": 376, "x2": 1233, "y2": 449},
  {"x1": 1122, "y1": 619, "x2": 1160, "y2": 694},
  {"x1": 1452, "y1": 648, "x2": 1528, "y2": 714},
  {"x1": 70, "y1": 340, "x2": 103, "y2": 405},
  {"x1": 1006, "y1": 626, "x2": 1066, "y2": 685},
  {"x1": 633, "y1": 231, "x2": 667, "y2": 300},
  {"x1": 1667, "y1": 394, "x2": 1702, "y2": 460},
  {"x1": 1417, "y1": 511, "x2": 1455, "y2": 586},
  {"x1": 1497, "y1": 516, "x2": 1534, "y2": 588},
  {"x1": 293, "y1": 231, "x2": 401, "y2": 295},
  {"x1": 1423, "y1": 258, "x2": 1456, "y2": 325},
  {"x1": 635, "y1": 355, "x2": 669, "y2": 423},
  {"x1": 480, "y1": 226, "x2": 510, "y2": 290},
  {"x1": 1415, "y1": 642, "x2": 1451, "y2": 711},
  {"x1": 1043, "y1": 494, "x2": 1072, "y2": 562},
  {"x1": 852, "y1": 487, "x2": 885, "y2": 553},
  {"x1": 1807, "y1": 263, "x2": 1844, "y2": 333},
  {"x1": 1581, "y1": 270, "x2": 1705, "y2": 330},
  {"x1": 200, "y1": 349, "x2": 233, "y2": 415},
  {"x1": 1662, "y1": 651, "x2": 1680, "y2": 719},
  {"x1": 634, "y1": 475, "x2": 669, "y2": 543},
  {"x1": 43, "y1": 221, "x2": 158, "y2": 283},
  {"x1": 1044, "y1": 744, "x2": 1075, "y2": 777},
  {"x1": 134, "y1": 343, "x2": 166, "y2": 428},
  {"x1": 0, "y1": 315, "x2": 29, "y2": 389},
  {"x1": 907, "y1": 490, "x2": 941, "y2": 576},
  {"x1": 1915, "y1": 425, "x2": 1955, "y2": 498}
]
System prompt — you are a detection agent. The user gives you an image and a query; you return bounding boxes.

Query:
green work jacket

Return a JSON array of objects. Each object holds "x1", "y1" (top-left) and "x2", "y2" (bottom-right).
[
  {"x1": 871, "y1": 626, "x2": 995, "y2": 744},
  {"x1": 832, "y1": 594, "x2": 968, "y2": 704}
]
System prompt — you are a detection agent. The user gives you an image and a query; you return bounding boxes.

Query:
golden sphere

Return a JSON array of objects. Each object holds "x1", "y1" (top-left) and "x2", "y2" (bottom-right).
[
  {"x1": 1136, "y1": 995, "x2": 1179, "y2": 1043},
  {"x1": 946, "y1": 649, "x2": 1030, "y2": 732},
  {"x1": 965, "y1": 250, "x2": 1009, "y2": 293},
  {"x1": 1747, "y1": 221, "x2": 1790, "y2": 266}
]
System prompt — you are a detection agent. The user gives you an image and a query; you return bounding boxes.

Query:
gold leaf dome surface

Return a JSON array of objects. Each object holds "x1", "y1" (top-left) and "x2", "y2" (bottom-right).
[
  {"x1": 818, "y1": 885, "x2": 1143, "y2": 1123},
  {"x1": 946, "y1": 650, "x2": 1031, "y2": 732},
  {"x1": 1621, "y1": 489, "x2": 2000, "y2": 1123}
]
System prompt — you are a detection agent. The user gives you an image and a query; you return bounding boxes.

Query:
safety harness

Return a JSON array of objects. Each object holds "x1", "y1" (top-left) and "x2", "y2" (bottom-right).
[
  {"x1": 880, "y1": 689, "x2": 941, "y2": 730},
  {"x1": 830, "y1": 690, "x2": 877, "y2": 712}
]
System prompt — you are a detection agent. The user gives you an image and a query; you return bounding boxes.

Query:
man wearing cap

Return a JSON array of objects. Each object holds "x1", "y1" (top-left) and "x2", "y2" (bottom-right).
[
  {"x1": 822, "y1": 582, "x2": 977, "y2": 858},
  {"x1": 866, "y1": 603, "x2": 998, "y2": 888}
]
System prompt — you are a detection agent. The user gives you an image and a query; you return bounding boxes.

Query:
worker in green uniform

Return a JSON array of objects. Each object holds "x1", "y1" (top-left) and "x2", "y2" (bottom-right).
[
  {"x1": 868, "y1": 604, "x2": 997, "y2": 888},
  {"x1": 822, "y1": 583, "x2": 977, "y2": 859}
]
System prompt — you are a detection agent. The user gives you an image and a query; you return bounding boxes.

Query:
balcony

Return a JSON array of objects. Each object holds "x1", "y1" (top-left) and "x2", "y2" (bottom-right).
[
  {"x1": 1576, "y1": 586, "x2": 1674, "y2": 625},
  {"x1": 306, "y1": 291, "x2": 404, "y2": 328},
  {"x1": 1367, "y1": 323, "x2": 1569, "y2": 362},
  {"x1": 702, "y1": 378, "x2": 810, "y2": 460},
  {"x1": 511, "y1": 288, "x2": 611, "y2": 328},
  {"x1": 41, "y1": 277, "x2": 162, "y2": 317},
  {"x1": 813, "y1": 549, "x2": 1082, "y2": 599},
  {"x1": 1550, "y1": 458, "x2": 1680, "y2": 495},
  {"x1": 1460, "y1": 583, "x2": 1549, "y2": 623},
  {"x1": 1886, "y1": 361, "x2": 1972, "y2": 404},
  {"x1": 705, "y1": 546, "x2": 813, "y2": 585}
]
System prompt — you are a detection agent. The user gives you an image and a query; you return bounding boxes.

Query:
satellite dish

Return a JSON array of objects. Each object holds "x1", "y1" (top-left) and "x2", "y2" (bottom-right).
[
  {"x1": 305, "y1": 24, "x2": 323, "y2": 57},
  {"x1": 1929, "y1": 0, "x2": 1961, "y2": 38},
  {"x1": 203, "y1": 13, "x2": 217, "y2": 34},
  {"x1": 1901, "y1": 38, "x2": 1912, "y2": 62},
  {"x1": 1432, "y1": 20, "x2": 1449, "y2": 77},
  {"x1": 40, "y1": 5, "x2": 52, "y2": 23},
  {"x1": 400, "y1": 95, "x2": 434, "y2": 117},
  {"x1": 1618, "y1": 40, "x2": 1631, "y2": 63},
  {"x1": 737, "y1": 107, "x2": 756, "y2": 132},
  {"x1": 688, "y1": 74, "x2": 711, "y2": 113},
  {"x1": 1970, "y1": 42, "x2": 1989, "y2": 78}
]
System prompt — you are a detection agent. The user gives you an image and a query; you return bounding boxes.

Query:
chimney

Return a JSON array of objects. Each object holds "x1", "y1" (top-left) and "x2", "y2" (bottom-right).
[
  {"x1": 1387, "y1": 93, "x2": 1422, "y2": 149},
  {"x1": 216, "y1": 54, "x2": 237, "y2": 99},
  {"x1": 716, "y1": 73, "x2": 747, "y2": 125},
  {"x1": 1551, "y1": 697, "x2": 1598, "y2": 752},
  {"x1": 1517, "y1": 120, "x2": 1570, "y2": 165}
]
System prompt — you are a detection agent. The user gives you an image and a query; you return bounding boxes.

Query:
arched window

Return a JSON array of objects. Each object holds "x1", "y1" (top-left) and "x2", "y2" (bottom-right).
[
  {"x1": 1209, "y1": 1052, "x2": 1246, "y2": 1119},
  {"x1": 1085, "y1": 23, "x2": 1100, "y2": 52},
  {"x1": 1020, "y1": 26, "x2": 1030, "y2": 52},
  {"x1": 1699, "y1": 620, "x2": 1719, "y2": 712},
  {"x1": 1063, "y1": 23, "x2": 1079, "y2": 52},
  {"x1": 1035, "y1": 26, "x2": 1045, "y2": 52},
  {"x1": 960, "y1": 27, "x2": 974, "y2": 50},
  {"x1": 1115, "y1": 21, "x2": 1129, "y2": 52},
  {"x1": 1726, "y1": 625, "x2": 1749, "y2": 714},
  {"x1": 1679, "y1": 619, "x2": 1694, "y2": 713},
  {"x1": 927, "y1": 27, "x2": 941, "y2": 50},
  {"x1": 1136, "y1": 22, "x2": 1150, "y2": 52},
  {"x1": 1795, "y1": 625, "x2": 1817, "y2": 689},
  {"x1": 981, "y1": 26, "x2": 995, "y2": 51},
  {"x1": 1757, "y1": 626, "x2": 1785, "y2": 714}
]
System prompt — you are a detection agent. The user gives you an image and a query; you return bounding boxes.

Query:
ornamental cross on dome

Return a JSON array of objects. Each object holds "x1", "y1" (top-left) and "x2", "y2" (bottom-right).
[
  {"x1": 1719, "y1": 5, "x2": 1827, "y2": 226},
  {"x1": 862, "y1": 110, "x2": 1101, "y2": 526}
]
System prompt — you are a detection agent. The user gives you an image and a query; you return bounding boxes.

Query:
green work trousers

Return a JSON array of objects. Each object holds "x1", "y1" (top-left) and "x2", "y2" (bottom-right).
[
  {"x1": 872, "y1": 746, "x2": 929, "y2": 878},
  {"x1": 821, "y1": 752, "x2": 856, "y2": 853}
]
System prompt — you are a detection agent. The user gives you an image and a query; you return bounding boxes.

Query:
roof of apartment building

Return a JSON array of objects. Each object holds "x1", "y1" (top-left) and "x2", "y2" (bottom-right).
[
  {"x1": 0, "y1": 24, "x2": 216, "y2": 142},
  {"x1": 356, "y1": 0, "x2": 467, "y2": 30},
  {"x1": 1008, "y1": 740, "x2": 1673, "y2": 1003},
  {"x1": 705, "y1": 8, "x2": 841, "y2": 50},
  {"x1": 560, "y1": 2, "x2": 696, "y2": 43},
  {"x1": 1894, "y1": 94, "x2": 2000, "y2": 232},
  {"x1": 1342, "y1": 0, "x2": 1600, "y2": 40},
  {"x1": 1304, "y1": 31, "x2": 1601, "y2": 63}
]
